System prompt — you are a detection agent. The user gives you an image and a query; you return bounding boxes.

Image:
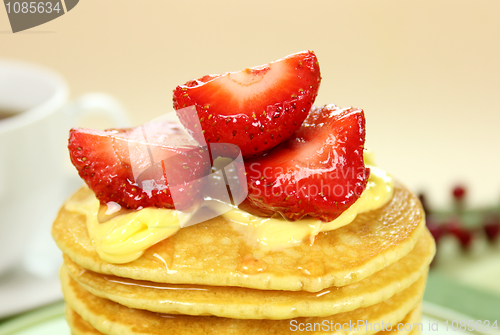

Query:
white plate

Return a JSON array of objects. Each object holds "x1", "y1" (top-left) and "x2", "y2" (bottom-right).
[
  {"x1": 0, "y1": 301, "x2": 498, "y2": 335},
  {"x1": 0, "y1": 266, "x2": 62, "y2": 319},
  {"x1": 0, "y1": 234, "x2": 64, "y2": 322}
]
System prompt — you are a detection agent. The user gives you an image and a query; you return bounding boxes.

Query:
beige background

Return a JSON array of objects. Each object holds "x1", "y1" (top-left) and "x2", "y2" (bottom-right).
[{"x1": 1, "y1": 0, "x2": 499, "y2": 207}]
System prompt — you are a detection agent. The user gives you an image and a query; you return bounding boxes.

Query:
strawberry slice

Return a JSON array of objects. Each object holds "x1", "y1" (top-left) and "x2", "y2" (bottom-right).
[
  {"x1": 244, "y1": 105, "x2": 369, "y2": 221},
  {"x1": 68, "y1": 122, "x2": 211, "y2": 211},
  {"x1": 173, "y1": 51, "x2": 321, "y2": 158}
]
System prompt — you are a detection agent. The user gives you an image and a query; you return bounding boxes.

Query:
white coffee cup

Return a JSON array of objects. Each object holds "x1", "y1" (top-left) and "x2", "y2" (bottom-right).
[{"x1": 0, "y1": 60, "x2": 129, "y2": 276}]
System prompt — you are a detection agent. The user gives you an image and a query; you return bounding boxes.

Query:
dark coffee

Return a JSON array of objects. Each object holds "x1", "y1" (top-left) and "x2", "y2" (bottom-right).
[{"x1": 0, "y1": 109, "x2": 20, "y2": 121}]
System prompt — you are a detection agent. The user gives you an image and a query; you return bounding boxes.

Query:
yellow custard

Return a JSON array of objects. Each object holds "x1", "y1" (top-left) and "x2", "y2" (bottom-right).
[
  {"x1": 65, "y1": 196, "x2": 191, "y2": 264},
  {"x1": 64, "y1": 151, "x2": 393, "y2": 264},
  {"x1": 224, "y1": 164, "x2": 393, "y2": 250}
]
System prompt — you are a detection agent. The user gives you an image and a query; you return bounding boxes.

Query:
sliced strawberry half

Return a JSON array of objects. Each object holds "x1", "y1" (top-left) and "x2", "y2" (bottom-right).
[
  {"x1": 68, "y1": 121, "x2": 211, "y2": 211},
  {"x1": 244, "y1": 104, "x2": 369, "y2": 222},
  {"x1": 173, "y1": 51, "x2": 321, "y2": 158}
]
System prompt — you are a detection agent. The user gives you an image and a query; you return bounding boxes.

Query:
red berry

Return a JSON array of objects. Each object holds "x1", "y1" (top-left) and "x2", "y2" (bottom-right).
[
  {"x1": 456, "y1": 230, "x2": 473, "y2": 249},
  {"x1": 68, "y1": 122, "x2": 211, "y2": 211},
  {"x1": 483, "y1": 215, "x2": 500, "y2": 242},
  {"x1": 426, "y1": 217, "x2": 445, "y2": 244},
  {"x1": 446, "y1": 219, "x2": 473, "y2": 250},
  {"x1": 244, "y1": 104, "x2": 369, "y2": 221},
  {"x1": 452, "y1": 185, "x2": 466, "y2": 200},
  {"x1": 173, "y1": 51, "x2": 321, "y2": 158}
]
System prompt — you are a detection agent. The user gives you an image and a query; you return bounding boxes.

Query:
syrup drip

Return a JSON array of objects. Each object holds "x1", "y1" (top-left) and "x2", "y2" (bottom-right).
[{"x1": 101, "y1": 275, "x2": 210, "y2": 291}]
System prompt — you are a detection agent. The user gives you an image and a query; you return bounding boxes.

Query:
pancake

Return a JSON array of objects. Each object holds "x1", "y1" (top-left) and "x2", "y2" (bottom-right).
[
  {"x1": 63, "y1": 229, "x2": 434, "y2": 319},
  {"x1": 65, "y1": 304, "x2": 422, "y2": 335},
  {"x1": 60, "y1": 267, "x2": 427, "y2": 335},
  {"x1": 66, "y1": 305, "x2": 102, "y2": 335},
  {"x1": 378, "y1": 303, "x2": 421, "y2": 335},
  {"x1": 53, "y1": 182, "x2": 425, "y2": 292}
]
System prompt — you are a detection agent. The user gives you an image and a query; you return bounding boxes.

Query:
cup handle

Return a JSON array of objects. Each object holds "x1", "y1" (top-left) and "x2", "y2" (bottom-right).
[{"x1": 69, "y1": 92, "x2": 130, "y2": 128}]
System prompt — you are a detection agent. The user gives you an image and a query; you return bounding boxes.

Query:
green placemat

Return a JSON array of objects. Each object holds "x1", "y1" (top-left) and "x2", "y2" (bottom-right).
[
  {"x1": 425, "y1": 271, "x2": 500, "y2": 322},
  {"x1": 0, "y1": 302, "x2": 67, "y2": 335}
]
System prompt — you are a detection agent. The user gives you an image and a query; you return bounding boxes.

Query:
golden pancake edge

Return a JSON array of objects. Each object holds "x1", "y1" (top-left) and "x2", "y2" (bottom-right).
[
  {"x1": 53, "y1": 181, "x2": 425, "y2": 293},
  {"x1": 63, "y1": 229, "x2": 434, "y2": 319},
  {"x1": 61, "y1": 266, "x2": 427, "y2": 335},
  {"x1": 65, "y1": 304, "x2": 422, "y2": 335}
]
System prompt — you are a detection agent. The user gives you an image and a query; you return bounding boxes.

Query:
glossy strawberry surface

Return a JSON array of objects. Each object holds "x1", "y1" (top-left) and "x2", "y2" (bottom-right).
[
  {"x1": 68, "y1": 122, "x2": 210, "y2": 211},
  {"x1": 173, "y1": 51, "x2": 321, "y2": 158},
  {"x1": 244, "y1": 105, "x2": 369, "y2": 221}
]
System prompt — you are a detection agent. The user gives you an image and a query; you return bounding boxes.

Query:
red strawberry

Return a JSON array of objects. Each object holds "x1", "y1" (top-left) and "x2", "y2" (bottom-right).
[
  {"x1": 68, "y1": 121, "x2": 211, "y2": 211},
  {"x1": 244, "y1": 104, "x2": 369, "y2": 221},
  {"x1": 173, "y1": 51, "x2": 321, "y2": 158}
]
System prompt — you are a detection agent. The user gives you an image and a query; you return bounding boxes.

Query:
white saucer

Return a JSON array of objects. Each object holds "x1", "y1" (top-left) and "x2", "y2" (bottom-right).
[
  {"x1": 0, "y1": 220, "x2": 64, "y2": 319},
  {"x1": 0, "y1": 264, "x2": 62, "y2": 319}
]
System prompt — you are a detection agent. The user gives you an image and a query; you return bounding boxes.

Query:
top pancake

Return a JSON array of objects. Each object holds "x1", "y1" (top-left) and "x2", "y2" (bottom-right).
[{"x1": 52, "y1": 182, "x2": 425, "y2": 292}]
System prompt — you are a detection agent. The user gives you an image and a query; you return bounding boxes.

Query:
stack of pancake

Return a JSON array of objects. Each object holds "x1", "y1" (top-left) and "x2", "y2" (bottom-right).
[{"x1": 52, "y1": 181, "x2": 434, "y2": 335}]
